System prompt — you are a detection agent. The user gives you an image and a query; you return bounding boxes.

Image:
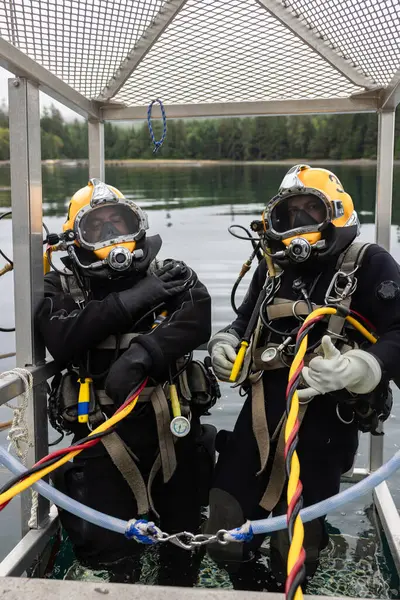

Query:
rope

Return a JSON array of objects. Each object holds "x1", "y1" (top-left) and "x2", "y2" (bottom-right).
[
  {"x1": 223, "y1": 519, "x2": 254, "y2": 543},
  {"x1": 125, "y1": 518, "x2": 163, "y2": 545},
  {"x1": 147, "y1": 99, "x2": 167, "y2": 153},
  {"x1": 0, "y1": 368, "x2": 38, "y2": 527}
]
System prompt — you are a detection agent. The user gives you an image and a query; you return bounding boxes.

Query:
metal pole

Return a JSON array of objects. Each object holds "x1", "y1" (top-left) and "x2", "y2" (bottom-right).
[
  {"x1": 370, "y1": 108, "x2": 396, "y2": 472},
  {"x1": 8, "y1": 77, "x2": 49, "y2": 535},
  {"x1": 88, "y1": 119, "x2": 105, "y2": 180}
]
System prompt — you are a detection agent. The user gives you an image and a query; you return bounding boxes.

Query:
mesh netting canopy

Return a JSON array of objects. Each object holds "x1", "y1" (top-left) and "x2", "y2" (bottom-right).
[{"x1": 0, "y1": 0, "x2": 399, "y2": 117}]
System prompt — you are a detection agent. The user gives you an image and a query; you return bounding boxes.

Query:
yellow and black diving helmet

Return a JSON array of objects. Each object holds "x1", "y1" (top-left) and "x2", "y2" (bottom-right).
[
  {"x1": 262, "y1": 164, "x2": 360, "y2": 264},
  {"x1": 63, "y1": 178, "x2": 161, "y2": 277}
]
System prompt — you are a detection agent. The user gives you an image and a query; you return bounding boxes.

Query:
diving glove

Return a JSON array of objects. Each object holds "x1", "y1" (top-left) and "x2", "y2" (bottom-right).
[
  {"x1": 117, "y1": 261, "x2": 192, "y2": 319},
  {"x1": 298, "y1": 335, "x2": 382, "y2": 400},
  {"x1": 208, "y1": 330, "x2": 240, "y2": 382},
  {"x1": 105, "y1": 343, "x2": 152, "y2": 407}
]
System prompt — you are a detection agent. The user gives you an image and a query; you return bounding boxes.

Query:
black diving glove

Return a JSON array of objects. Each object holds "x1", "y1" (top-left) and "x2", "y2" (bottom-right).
[
  {"x1": 117, "y1": 260, "x2": 193, "y2": 320},
  {"x1": 105, "y1": 343, "x2": 153, "y2": 407}
]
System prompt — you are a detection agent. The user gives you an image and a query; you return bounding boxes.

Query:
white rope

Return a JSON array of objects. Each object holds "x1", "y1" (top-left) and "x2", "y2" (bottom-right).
[{"x1": 1, "y1": 367, "x2": 38, "y2": 528}]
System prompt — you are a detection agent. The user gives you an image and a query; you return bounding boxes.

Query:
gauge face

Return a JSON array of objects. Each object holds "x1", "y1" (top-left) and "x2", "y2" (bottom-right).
[
  {"x1": 261, "y1": 347, "x2": 277, "y2": 363},
  {"x1": 170, "y1": 416, "x2": 191, "y2": 437}
]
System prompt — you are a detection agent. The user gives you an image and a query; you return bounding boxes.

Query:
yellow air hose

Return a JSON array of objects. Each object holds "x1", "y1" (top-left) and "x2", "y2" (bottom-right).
[
  {"x1": 230, "y1": 250, "x2": 276, "y2": 383},
  {"x1": 284, "y1": 306, "x2": 376, "y2": 600},
  {"x1": 0, "y1": 393, "x2": 140, "y2": 506}
]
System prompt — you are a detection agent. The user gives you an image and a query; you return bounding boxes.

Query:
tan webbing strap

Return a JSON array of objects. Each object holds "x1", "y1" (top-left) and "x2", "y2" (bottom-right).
[
  {"x1": 101, "y1": 432, "x2": 149, "y2": 516},
  {"x1": 328, "y1": 242, "x2": 371, "y2": 337},
  {"x1": 252, "y1": 378, "x2": 270, "y2": 476},
  {"x1": 147, "y1": 454, "x2": 162, "y2": 519},
  {"x1": 252, "y1": 378, "x2": 290, "y2": 476},
  {"x1": 150, "y1": 385, "x2": 177, "y2": 483},
  {"x1": 259, "y1": 403, "x2": 309, "y2": 512},
  {"x1": 327, "y1": 296, "x2": 352, "y2": 337},
  {"x1": 267, "y1": 299, "x2": 322, "y2": 321}
]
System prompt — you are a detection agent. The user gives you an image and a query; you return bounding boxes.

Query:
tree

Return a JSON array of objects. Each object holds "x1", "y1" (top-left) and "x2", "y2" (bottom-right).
[{"x1": 0, "y1": 128, "x2": 9, "y2": 160}]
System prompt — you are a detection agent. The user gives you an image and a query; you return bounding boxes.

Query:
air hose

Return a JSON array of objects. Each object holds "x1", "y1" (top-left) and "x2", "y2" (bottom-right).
[
  {"x1": 0, "y1": 307, "x2": 392, "y2": 593},
  {"x1": 1, "y1": 445, "x2": 400, "y2": 541},
  {"x1": 0, "y1": 385, "x2": 143, "y2": 506},
  {"x1": 282, "y1": 306, "x2": 377, "y2": 600}
]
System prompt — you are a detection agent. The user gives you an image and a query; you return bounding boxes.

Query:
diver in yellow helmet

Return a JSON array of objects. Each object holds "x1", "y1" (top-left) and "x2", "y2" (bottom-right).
[
  {"x1": 63, "y1": 178, "x2": 160, "y2": 277},
  {"x1": 263, "y1": 164, "x2": 360, "y2": 265},
  {"x1": 205, "y1": 164, "x2": 400, "y2": 591},
  {"x1": 35, "y1": 178, "x2": 217, "y2": 583}
]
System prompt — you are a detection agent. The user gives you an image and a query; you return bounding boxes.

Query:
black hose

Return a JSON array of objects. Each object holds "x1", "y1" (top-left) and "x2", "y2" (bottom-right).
[{"x1": 228, "y1": 224, "x2": 263, "y2": 262}]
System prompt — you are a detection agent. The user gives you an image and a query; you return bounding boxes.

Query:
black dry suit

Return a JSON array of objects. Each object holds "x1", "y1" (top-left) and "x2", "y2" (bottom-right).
[
  {"x1": 206, "y1": 241, "x2": 400, "y2": 588},
  {"x1": 35, "y1": 252, "x2": 214, "y2": 581}
]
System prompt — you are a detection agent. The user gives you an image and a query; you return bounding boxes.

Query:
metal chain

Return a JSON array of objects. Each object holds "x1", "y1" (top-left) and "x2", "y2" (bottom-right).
[
  {"x1": 154, "y1": 529, "x2": 230, "y2": 550},
  {"x1": 126, "y1": 518, "x2": 233, "y2": 550}
]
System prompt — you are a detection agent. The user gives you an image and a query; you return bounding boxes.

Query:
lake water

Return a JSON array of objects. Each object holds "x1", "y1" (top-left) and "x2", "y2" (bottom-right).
[{"x1": 0, "y1": 162, "x2": 399, "y2": 597}]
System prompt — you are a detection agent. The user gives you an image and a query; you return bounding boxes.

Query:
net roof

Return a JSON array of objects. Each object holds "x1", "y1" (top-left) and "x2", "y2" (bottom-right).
[{"x1": 0, "y1": 0, "x2": 399, "y2": 112}]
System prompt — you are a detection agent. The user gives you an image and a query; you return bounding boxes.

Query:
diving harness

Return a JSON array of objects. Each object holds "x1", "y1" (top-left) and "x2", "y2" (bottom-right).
[{"x1": 42, "y1": 226, "x2": 221, "y2": 519}]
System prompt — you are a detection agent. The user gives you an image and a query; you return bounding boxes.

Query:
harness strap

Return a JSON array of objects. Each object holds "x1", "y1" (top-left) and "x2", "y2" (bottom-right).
[
  {"x1": 59, "y1": 271, "x2": 86, "y2": 305},
  {"x1": 327, "y1": 242, "x2": 371, "y2": 337},
  {"x1": 252, "y1": 378, "x2": 269, "y2": 475},
  {"x1": 97, "y1": 384, "x2": 177, "y2": 519},
  {"x1": 266, "y1": 299, "x2": 322, "y2": 321},
  {"x1": 259, "y1": 401, "x2": 309, "y2": 512},
  {"x1": 150, "y1": 385, "x2": 177, "y2": 483},
  {"x1": 101, "y1": 432, "x2": 150, "y2": 516}
]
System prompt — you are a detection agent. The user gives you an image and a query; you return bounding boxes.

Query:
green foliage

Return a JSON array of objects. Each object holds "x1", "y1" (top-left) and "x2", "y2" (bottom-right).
[{"x1": 0, "y1": 105, "x2": 398, "y2": 162}]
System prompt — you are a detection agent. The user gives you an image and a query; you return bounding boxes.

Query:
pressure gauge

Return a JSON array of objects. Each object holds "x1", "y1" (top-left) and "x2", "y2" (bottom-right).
[{"x1": 170, "y1": 416, "x2": 191, "y2": 437}]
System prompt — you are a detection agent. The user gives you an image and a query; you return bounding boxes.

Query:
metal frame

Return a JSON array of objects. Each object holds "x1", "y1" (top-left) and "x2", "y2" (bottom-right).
[
  {"x1": 255, "y1": 0, "x2": 376, "y2": 90},
  {"x1": 0, "y1": 363, "x2": 57, "y2": 408},
  {"x1": 368, "y1": 108, "x2": 397, "y2": 474},
  {"x1": 0, "y1": 0, "x2": 400, "y2": 586},
  {"x1": 380, "y1": 69, "x2": 400, "y2": 111},
  {"x1": 8, "y1": 77, "x2": 50, "y2": 536},
  {"x1": 374, "y1": 481, "x2": 400, "y2": 576},
  {"x1": 97, "y1": 0, "x2": 189, "y2": 102},
  {"x1": 0, "y1": 577, "x2": 374, "y2": 600},
  {"x1": 101, "y1": 95, "x2": 380, "y2": 121},
  {"x1": 88, "y1": 120, "x2": 105, "y2": 180},
  {"x1": 0, "y1": 39, "x2": 100, "y2": 120},
  {"x1": 0, "y1": 508, "x2": 59, "y2": 577}
]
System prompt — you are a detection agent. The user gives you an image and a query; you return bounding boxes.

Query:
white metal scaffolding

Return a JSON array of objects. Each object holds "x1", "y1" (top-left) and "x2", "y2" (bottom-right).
[{"x1": 0, "y1": 0, "x2": 399, "y2": 585}]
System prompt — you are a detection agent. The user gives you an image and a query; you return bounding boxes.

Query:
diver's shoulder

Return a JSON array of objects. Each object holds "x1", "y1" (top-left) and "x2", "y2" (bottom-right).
[
  {"x1": 358, "y1": 243, "x2": 400, "y2": 274},
  {"x1": 362, "y1": 242, "x2": 396, "y2": 262}
]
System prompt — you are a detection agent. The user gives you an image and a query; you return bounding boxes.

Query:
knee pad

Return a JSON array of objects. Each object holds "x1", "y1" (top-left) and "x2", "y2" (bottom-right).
[
  {"x1": 196, "y1": 424, "x2": 217, "y2": 505},
  {"x1": 204, "y1": 488, "x2": 247, "y2": 569},
  {"x1": 52, "y1": 460, "x2": 138, "y2": 564},
  {"x1": 215, "y1": 429, "x2": 233, "y2": 454}
]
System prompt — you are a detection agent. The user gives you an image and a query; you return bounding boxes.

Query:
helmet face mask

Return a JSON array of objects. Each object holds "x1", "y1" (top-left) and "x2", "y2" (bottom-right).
[
  {"x1": 63, "y1": 178, "x2": 151, "y2": 276},
  {"x1": 262, "y1": 164, "x2": 360, "y2": 263},
  {"x1": 75, "y1": 201, "x2": 148, "y2": 252},
  {"x1": 267, "y1": 190, "x2": 332, "y2": 243}
]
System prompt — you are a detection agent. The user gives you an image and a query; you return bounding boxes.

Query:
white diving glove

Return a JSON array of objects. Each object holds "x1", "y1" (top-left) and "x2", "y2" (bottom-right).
[
  {"x1": 208, "y1": 331, "x2": 239, "y2": 382},
  {"x1": 298, "y1": 335, "x2": 382, "y2": 401}
]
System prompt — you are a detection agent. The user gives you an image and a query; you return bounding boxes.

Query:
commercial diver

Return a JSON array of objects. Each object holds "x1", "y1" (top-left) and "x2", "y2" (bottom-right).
[
  {"x1": 206, "y1": 164, "x2": 400, "y2": 590},
  {"x1": 35, "y1": 178, "x2": 219, "y2": 585}
]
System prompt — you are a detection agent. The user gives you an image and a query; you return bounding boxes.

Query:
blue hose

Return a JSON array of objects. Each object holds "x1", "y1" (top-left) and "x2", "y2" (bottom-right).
[{"x1": 1, "y1": 445, "x2": 400, "y2": 539}]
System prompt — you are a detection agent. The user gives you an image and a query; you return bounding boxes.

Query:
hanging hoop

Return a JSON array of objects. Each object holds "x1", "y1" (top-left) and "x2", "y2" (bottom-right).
[{"x1": 147, "y1": 99, "x2": 167, "y2": 153}]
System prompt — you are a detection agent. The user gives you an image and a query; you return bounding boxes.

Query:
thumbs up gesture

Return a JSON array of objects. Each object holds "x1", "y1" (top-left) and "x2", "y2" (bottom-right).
[{"x1": 297, "y1": 335, "x2": 382, "y2": 400}]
